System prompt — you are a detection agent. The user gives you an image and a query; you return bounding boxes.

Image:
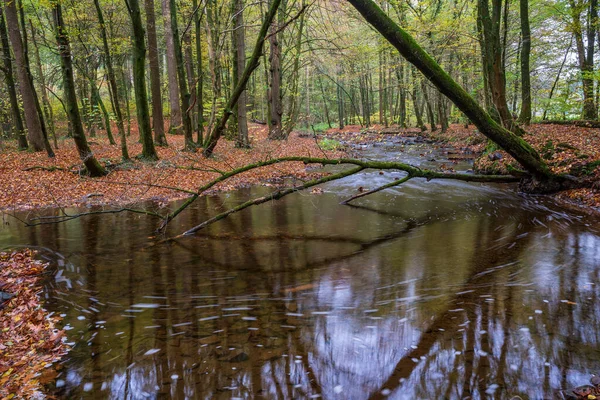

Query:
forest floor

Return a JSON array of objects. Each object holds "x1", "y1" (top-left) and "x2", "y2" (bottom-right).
[
  {"x1": 0, "y1": 123, "x2": 344, "y2": 214},
  {"x1": 324, "y1": 122, "x2": 600, "y2": 213},
  {"x1": 0, "y1": 249, "x2": 70, "y2": 398}
]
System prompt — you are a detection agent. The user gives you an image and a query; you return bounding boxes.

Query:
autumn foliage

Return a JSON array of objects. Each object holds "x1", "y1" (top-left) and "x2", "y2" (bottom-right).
[{"x1": 0, "y1": 249, "x2": 70, "y2": 399}]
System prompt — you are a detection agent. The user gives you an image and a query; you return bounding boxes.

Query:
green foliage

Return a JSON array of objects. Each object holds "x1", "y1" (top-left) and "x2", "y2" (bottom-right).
[{"x1": 317, "y1": 137, "x2": 341, "y2": 151}]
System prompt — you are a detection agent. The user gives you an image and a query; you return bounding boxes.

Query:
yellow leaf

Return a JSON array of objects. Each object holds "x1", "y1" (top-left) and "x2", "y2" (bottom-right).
[{"x1": 2, "y1": 368, "x2": 13, "y2": 377}]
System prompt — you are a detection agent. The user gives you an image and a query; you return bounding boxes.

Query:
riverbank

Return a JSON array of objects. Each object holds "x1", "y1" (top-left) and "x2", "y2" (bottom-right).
[
  {"x1": 0, "y1": 124, "x2": 344, "y2": 213},
  {"x1": 324, "y1": 123, "x2": 600, "y2": 213},
  {"x1": 0, "y1": 249, "x2": 70, "y2": 398}
]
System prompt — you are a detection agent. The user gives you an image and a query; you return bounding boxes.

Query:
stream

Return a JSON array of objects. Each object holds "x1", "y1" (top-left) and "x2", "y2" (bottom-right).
[{"x1": 1, "y1": 137, "x2": 600, "y2": 399}]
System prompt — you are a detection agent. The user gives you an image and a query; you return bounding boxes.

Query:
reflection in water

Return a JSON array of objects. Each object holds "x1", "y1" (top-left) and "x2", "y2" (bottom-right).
[{"x1": 1, "y1": 145, "x2": 600, "y2": 399}]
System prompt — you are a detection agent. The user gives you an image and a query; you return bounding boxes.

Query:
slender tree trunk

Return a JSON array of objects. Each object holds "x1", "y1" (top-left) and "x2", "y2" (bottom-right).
[
  {"x1": 169, "y1": 0, "x2": 194, "y2": 150},
  {"x1": 193, "y1": 0, "x2": 204, "y2": 144},
  {"x1": 93, "y1": 0, "x2": 129, "y2": 160},
  {"x1": 203, "y1": 0, "x2": 282, "y2": 156},
  {"x1": 144, "y1": 0, "x2": 168, "y2": 146},
  {"x1": 268, "y1": 0, "x2": 284, "y2": 140},
  {"x1": 283, "y1": 2, "x2": 306, "y2": 135},
  {"x1": 4, "y1": 0, "x2": 47, "y2": 153},
  {"x1": 126, "y1": 0, "x2": 158, "y2": 160},
  {"x1": 30, "y1": 22, "x2": 57, "y2": 148},
  {"x1": 161, "y1": 0, "x2": 182, "y2": 133},
  {"x1": 233, "y1": 0, "x2": 249, "y2": 148},
  {"x1": 52, "y1": 2, "x2": 106, "y2": 176},
  {"x1": 337, "y1": 65, "x2": 344, "y2": 129},
  {"x1": 517, "y1": 0, "x2": 531, "y2": 123},
  {"x1": 91, "y1": 79, "x2": 116, "y2": 145},
  {"x1": 543, "y1": 37, "x2": 572, "y2": 121},
  {"x1": 0, "y1": 6, "x2": 26, "y2": 149}
]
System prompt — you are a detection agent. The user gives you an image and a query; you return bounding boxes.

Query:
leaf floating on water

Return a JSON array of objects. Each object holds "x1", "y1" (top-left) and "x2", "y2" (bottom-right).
[{"x1": 144, "y1": 349, "x2": 160, "y2": 356}]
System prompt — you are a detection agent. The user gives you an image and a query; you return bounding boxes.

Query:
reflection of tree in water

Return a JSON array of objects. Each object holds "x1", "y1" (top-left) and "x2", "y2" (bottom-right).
[{"x1": 24, "y1": 195, "x2": 600, "y2": 399}]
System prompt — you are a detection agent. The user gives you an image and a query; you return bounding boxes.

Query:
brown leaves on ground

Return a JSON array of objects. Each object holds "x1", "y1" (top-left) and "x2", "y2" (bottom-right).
[
  {"x1": 0, "y1": 249, "x2": 70, "y2": 399},
  {"x1": 0, "y1": 123, "x2": 344, "y2": 213}
]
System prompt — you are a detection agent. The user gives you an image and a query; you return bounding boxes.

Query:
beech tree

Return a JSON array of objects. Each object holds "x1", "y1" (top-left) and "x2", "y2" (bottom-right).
[
  {"x1": 3, "y1": 0, "x2": 52, "y2": 155},
  {"x1": 52, "y1": 1, "x2": 106, "y2": 177},
  {"x1": 125, "y1": 0, "x2": 158, "y2": 160}
]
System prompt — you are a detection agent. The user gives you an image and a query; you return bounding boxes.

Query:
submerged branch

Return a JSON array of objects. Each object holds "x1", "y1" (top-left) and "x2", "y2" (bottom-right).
[{"x1": 340, "y1": 174, "x2": 413, "y2": 204}]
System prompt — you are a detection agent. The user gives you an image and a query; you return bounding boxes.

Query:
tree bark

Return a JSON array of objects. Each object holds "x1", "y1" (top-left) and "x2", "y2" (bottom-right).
[
  {"x1": 267, "y1": 0, "x2": 284, "y2": 140},
  {"x1": 93, "y1": 0, "x2": 129, "y2": 160},
  {"x1": 169, "y1": 0, "x2": 194, "y2": 150},
  {"x1": 569, "y1": 0, "x2": 598, "y2": 120},
  {"x1": 346, "y1": 0, "x2": 553, "y2": 180},
  {"x1": 161, "y1": 0, "x2": 182, "y2": 133},
  {"x1": 126, "y1": 0, "x2": 158, "y2": 160},
  {"x1": 144, "y1": 0, "x2": 168, "y2": 146},
  {"x1": 0, "y1": 6, "x2": 26, "y2": 149},
  {"x1": 233, "y1": 0, "x2": 249, "y2": 148},
  {"x1": 4, "y1": 0, "x2": 46, "y2": 152},
  {"x1": 52, "y1": 2, "x2": 106, "y2": 177},
  {"x1": 193, "y1": 0, "x2": 204, "y2": 144},
  {"x1": 517, "y1": 0, "x2": 531, "y2": 124}
]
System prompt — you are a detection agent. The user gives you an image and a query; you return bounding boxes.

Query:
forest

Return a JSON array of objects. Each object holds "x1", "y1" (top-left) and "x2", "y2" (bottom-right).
[{"x1": 1, "y1": 0, "x2": 600, "y2": 398}]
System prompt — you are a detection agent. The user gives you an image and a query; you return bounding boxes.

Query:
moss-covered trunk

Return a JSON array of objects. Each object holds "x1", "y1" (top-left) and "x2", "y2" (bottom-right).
[
  {"x1": 126, "y1": 0, "x2": 158, "y2": 160},
  {"x1": 53, "y1": 3, "x2": 106, "y2": 177}
]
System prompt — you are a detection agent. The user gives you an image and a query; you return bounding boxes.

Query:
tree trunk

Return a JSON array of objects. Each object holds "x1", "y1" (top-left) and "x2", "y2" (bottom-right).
[
  {"x1": 4, "y1": 0, "x2": 46, "y2": 152},
  {"x1": 0, "y1": 6, "x2": 26, "y2": 149},
  {"x1": 569, "y1": 0, "x2": 598, "y2": 120},
  {"x1": 168, "y1": 0, "x2": 194, "y2": 150},
  {"x1": 30, "y1": 21, "x2": 57, "y2": 148},
  {"x1": 193, "y1": 0, "x2": 204, "y2": 144},
  {"x1": 144, "y1": 0, "x2": 168, "y2": 146},
  {"x1": 268, "y1": 0, "x2": 284, "y2": 140},
  {"x1": 53, "y1": 3, "x2": 106, "y2": 176},
  {"x1": 233, "y1": 0, "x2": 249, "y2": 148},
  {"x1": 91, "y1": 79, "x2": 116, "y2": 145},
  {"x1": 203, "y1": 0, "x2": 283, "y2": 156},
  {"x1": 517, "y1": 0, "x2": 531, "y2": 124},
  {"x1": 126, "y1": 0, "x2": 158, "y2": 160},
  {"x1": 93, "y1": 0, "x2": 129, "y2": 160},
  {"x1": 347, "y1": 0, "x2": 553, "y2": 180},
  {"x1": 161, "y1": 0, "x2": 182, "y2": 133},
  {"x1": 477, "y1": 0, "x2": 524, "y2": 135}
]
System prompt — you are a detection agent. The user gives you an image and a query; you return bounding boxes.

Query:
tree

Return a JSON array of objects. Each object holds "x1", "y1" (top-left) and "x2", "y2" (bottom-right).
[
  {"x1": 3, "y1": 0, "x2": 50, "y2": 154},
  {"x1": 232, "y1": 0, "x2": 249, "y2": 148},
  {"x1": 93, "y1": 0, "x2": 130, "y2": 161},
  {"x1": 568, "y1": 0, "x2": 598, "y2": 120},
  {"x1": 161, "y1": 0, "x2": 182, "y2": 134},
  {"x1": 52, "y1": 1, "x2": 106, "y2": 177},
  {"x1": 125, "y1": 0, "x2": 158, "y2": 160},
  {"x1": 477, "y1": 0, "x2": 524, "y2": 134},
  {"x1": 168, "y1": 0, "x2": 194, "y2": 150},
  {"x1": 267, "y1": 0, "x2": 284, "y2": 140},
  {"x1": 518, "y1": 0, "x2": 531, "y2": 124},
  {"x1": 0, "y1": 5, "x2": 26, "y2": 149},
  {"x1": 144, "y1": 0, "x2": 168, "y2": 146}
]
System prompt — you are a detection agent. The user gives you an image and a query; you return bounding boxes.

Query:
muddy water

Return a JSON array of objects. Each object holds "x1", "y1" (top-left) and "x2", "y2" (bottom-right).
[{"x1": 1, "y1": 139, "x2": 600, "y2": 399}]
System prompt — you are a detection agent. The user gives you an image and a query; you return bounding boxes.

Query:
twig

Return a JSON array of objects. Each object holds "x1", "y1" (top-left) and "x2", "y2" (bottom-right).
[{"x1": 340, "y1": 174, "x2": 412, "y2": 204}]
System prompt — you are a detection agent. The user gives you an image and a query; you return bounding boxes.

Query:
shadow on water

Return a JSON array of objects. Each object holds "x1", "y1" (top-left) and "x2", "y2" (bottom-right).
[{"x1": 1, "y1": 141, "x2": 600, "y2": 399}]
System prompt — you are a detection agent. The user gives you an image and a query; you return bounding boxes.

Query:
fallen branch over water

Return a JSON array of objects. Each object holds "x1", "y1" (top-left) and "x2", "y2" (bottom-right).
[{"x1": 165, "y1": 156, "x2": 520, "y2": 236}]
